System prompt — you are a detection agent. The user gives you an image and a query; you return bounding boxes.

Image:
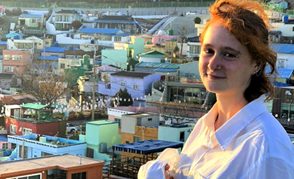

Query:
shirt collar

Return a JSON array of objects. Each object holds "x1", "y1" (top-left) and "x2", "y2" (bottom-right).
[{"x1": 203, "y1": 95, "x2": 268, "y2": 151}]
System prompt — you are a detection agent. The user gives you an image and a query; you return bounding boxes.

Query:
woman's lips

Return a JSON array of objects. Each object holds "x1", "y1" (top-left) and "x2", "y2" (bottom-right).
[{"x1": 207, "y1": 74, "x2": 225, "y2": 79}]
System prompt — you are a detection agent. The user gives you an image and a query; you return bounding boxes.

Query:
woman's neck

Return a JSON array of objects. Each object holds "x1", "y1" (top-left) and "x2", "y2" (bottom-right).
[{"x1": 214, "y1": 94, "x2": 248, "y2": 131}]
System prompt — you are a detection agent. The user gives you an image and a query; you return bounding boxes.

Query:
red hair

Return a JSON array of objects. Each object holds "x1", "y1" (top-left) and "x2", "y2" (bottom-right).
[{"x1": 200, "y1": 0, "x2": 277, "y2": 102}]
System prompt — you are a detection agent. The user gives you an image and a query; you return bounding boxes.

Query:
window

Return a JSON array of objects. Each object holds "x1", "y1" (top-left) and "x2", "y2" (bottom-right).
[
  {"x1": 60, "y1": 63, "x2": 65, "y2": 69},
  {"x1": 12, "y1": 55, "x2": 21, "y2": 61},
  {"x1": 121, "y1": 81, "x2": 125, "y2": 87},
  {"x1": 10, "y1": 124, "x2": 16, "y2": 134},
  {"x1": 277, "y1": 59, "x2": 286, "y2": 68},
  {"x1": 23, "y1": 128, "x2": 32, "y2": 135},
  {"x1": 179, "y1": 131, "x2": 185, "y2": 142},
  {"x1": 133, "y1": 84, "x2": 138, "y2": 90},
  {"x1": 189, "y1": 45, "x2": 201, "y2": 54},
  {"x1": 32, "y1": 19, "x2": 36, "y2": 23},
  {"x1": 4, "y1": 55, "x2": 10, "y2": 60},
  {"x1": 148, "y1": 118, "x2": 152, "y2": 121},
  {"x1": 114, "y1": 36, "x2": 121, "y2": 42},
  {"x1": 134, "y1": 137, "x2": 141, "y2": 142},
  {"x1": 2, "y1": 142, "x2": 8, "y2": 150},
  {"x1": 4, "y1": 66, "x2": 15, "y2": 73}
]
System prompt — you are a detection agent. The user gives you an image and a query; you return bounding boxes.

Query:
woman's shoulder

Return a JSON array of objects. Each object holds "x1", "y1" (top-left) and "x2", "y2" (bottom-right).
[{"x1": 246, "y1": 111, "x2": 294, "y2": 160}]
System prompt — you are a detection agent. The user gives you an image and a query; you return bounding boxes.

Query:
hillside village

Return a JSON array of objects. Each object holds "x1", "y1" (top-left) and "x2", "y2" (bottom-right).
[{"x1": 0, "y1": 1, "x2": 293, "y2": 178}]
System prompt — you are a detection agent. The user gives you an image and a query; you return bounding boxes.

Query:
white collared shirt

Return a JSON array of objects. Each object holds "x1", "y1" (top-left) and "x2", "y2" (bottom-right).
[{"x1": 138, "y1": 95, "x2": 294, "y2": 179}]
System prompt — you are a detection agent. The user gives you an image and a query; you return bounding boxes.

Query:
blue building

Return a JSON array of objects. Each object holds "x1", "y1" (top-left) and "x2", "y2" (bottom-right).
[{"x1": 7, "y1": 133, "x2": 87, "y2": 161}]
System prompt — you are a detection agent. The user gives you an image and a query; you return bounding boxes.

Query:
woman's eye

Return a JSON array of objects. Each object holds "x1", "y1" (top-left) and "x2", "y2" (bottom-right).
[
  {"x1": 204, "y1": 48, "x2": 214, "y2": 54},
  {"x1": 224, "y1": 53, "x2": 237, "y2": 58}
]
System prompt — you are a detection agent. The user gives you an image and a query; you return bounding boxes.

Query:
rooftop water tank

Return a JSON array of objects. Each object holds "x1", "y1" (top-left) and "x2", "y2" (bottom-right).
[
  {"x1": 282, "y1": 15, "x2": 288, "y2": 23},
  {"x1": 54, "y1": 42, "x2": 59, "y2": 47},
  {"x1": 39, "y1": 136, "x2": 46, "y2": 143}
]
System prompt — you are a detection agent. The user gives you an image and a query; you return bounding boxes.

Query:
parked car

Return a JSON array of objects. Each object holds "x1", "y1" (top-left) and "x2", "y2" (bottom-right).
[{"x1": 66, "y1": 123, "x2": 80, "y2": 133}]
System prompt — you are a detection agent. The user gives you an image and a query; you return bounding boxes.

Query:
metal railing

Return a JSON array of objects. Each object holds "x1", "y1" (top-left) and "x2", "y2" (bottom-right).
[{"x1": 0, "y1": 1, "x2": 213, "y2": 9}]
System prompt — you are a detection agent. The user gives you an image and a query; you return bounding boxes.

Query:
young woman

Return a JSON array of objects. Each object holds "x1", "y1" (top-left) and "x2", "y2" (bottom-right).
[{"x1": 138, "y1": 0, "x2": 294, "y2": 178}]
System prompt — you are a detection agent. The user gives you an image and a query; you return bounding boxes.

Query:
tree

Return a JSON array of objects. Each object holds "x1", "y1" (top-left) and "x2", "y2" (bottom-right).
[
  {"x1": 194, "y1": 17, "x2": 201, "y2": 24},
  {"x1": 10, "y1": 75, "x2": 18, "y2": 88},
  {"x1": 110, "y1": 88, "x2": 133, "y2": 107},
  {"x1": 71, "y1": 20, "x2": 82, "y2": 30},
  {"x1": 15, "y1": 62, "x2": 73, "y2": 105}
]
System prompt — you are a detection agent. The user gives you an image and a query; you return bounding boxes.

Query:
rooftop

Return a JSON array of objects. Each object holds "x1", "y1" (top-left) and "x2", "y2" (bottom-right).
[
  {"x1": 41, "y1": 47, "x2": 69, "y2": 53},
  {"x1": 113, "y1": 139, "x2": 183, "y2": 155},
  {"x1": 86, "y1": 120, "x2": 119, "y2": 126},
  {"x1": 135, "y1": 62, "x2": 180, "y2": 69},
  {"x1": 0, "y1": 154, "x2": 104, "y2": 177},
  {"x1": 55, "y1": 9, "x2": 80, "y2": 14},
  {"x1": 20, "y1": 14, "x2": 42, "y2": 18},
  {"x1": 8, "y1": 133, "x2": 85, "y2": 148},
  {"x1": 140, "y1": 50, "x2": 165, "y2": 58},
  {"x1": 79, "y1": 28, "x2": 122, "y2": 34},
  {"x1": 111, "y1": 71, "x2": 152, "y2": 78}
]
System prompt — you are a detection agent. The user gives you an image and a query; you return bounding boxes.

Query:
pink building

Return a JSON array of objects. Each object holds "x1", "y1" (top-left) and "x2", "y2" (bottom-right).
[
  {"x1": 153, "y1": 34, "x2": 178, "y2": 46},
  {"x1": 2, "y1": 50, "x2": 31, "y2": 74}
]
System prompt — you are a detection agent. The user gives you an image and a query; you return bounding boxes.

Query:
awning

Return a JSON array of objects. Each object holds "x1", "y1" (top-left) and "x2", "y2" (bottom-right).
[{"x1": 112, "y1": 139, "x2": 183, "y2": 155}]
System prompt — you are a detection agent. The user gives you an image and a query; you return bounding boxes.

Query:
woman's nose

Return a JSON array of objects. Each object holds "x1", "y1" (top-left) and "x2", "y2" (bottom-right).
[{"x1": 207, "y1": 54, "x2": 221, "y2": 71}]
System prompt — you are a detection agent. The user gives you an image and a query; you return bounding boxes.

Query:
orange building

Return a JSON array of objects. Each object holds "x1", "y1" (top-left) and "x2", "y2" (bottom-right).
[
  {"x1": 0, "y1": 154, "x2": 104, "y2": 179},
  {"x1": 2, "y1": 49, "x2": 32, "y2": 74}
]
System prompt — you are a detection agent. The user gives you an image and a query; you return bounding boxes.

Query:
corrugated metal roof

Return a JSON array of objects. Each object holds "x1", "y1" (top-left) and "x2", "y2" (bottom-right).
[
  {"x1": 271, "y1": 44, "x2": 294, "y2": 54},
  {"x1": 154, "y1": 68, "x2": 178, "y2": 72},
  {"x1": 0, "y1": 136, "x2": 7, "y2": 142},
  {"x1": 266, "y1": 67, "x2": 293, "y2": 78},
  {"x1": 135, "y1": 62, "x2": 180, "y2": 69},
  {"x1": 113, "y1": 139, "x2": 183, "y2": 155},
  {"x1": 79, "y1": 28, "x2": 121, "y2": 34},
  {"x1": 20, "y1": 14, "x2": 42, "y2": 18},
  {"x1": 38, "y1": 56, "x2": 59, "y2": 61},
  {"x1": 111, "y1": 71, "x2": 152, "y2": 78},
  {"x1": 140, "y1": 50, "x2": 165, "y2": 58},
  {"x1": 21, "y1": 103, "x2": 48, "y2": 109},
  {"x1": 93, "y1": 20, "x2": 136, "y2": 24},
  {"x1": 41, "y1": 47, "x2": 68, "y2": 53}
]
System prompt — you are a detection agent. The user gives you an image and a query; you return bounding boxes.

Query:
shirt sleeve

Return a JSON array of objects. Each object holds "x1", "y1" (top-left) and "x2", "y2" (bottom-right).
[
  {"x1": 244, "y1": 157, "x2": 294, "y2": 179},
  {"x1": 138, "y1": 148, "x2": 180, "y2": 179}
]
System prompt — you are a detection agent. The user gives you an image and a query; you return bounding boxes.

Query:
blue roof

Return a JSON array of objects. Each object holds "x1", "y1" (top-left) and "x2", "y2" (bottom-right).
[
  {"x1": 154, "y1": 68, "x2": 178, "y2": 72},
  {"x1": 112, "y1": 139, "x2": 183, "y2": 155},
  {"x1": 266, "y1": 67, "x2": 293, "y2": 78},
  {"x1": 79, "y1": 28, "x2": 121, "y2": 34},
  {"x1": 0, "y1": 55, "x2": 2, "y2": 60},
  {"x1": 20, "y1": 14, "x2": 42, "y2": 18},
  {"x1": 41, "y1": 47, "x2": 68, "y2": 53},
  {"x1": 0, "y1": 136, "x2": 7, "y2": 142},
  {"x1": 38, "y1": 56, "x2": 59, "y2": 61},
  {"x1": 93, "y1": 20, "x2": 137, "y2": 24},
  {"x1": 95, "y1": 60, "x2": 102, "y2": 64},
  {"x1": 274, "y1": 81, "x2": 291, "y2": 87},
  {"x1": 270, "y1": 44, "x2": 294, "y2": 54},
  {"x1": 6, "y1": 32, "x2": 24, "y2": 39},
  {"x1": 0, "y1": 41, "x2": 7, "y2": 45}
]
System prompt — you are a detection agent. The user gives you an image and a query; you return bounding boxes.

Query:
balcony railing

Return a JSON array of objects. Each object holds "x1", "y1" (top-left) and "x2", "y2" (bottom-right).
[{"x1": 9, "y1": 115, "x2": 58, "y2": 124}]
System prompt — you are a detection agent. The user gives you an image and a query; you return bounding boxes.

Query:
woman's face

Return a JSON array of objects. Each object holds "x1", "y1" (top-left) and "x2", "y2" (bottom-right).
[{"x1": 199, "y1": 22, "x2": 257, "y2": 98}]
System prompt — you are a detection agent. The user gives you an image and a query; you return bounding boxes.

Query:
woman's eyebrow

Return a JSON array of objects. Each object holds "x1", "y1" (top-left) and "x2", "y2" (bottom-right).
[{"x1": 223, "y1": 47, "x2": 241, "y2": 54}]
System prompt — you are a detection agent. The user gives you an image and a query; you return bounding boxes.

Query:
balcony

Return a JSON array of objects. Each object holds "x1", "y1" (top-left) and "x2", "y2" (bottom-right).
[{"x1": 8, "y1": 115, "x2": 58, "y2": 124}]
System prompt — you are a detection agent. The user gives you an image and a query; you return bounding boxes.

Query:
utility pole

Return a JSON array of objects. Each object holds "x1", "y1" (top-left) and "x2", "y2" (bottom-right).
[{"x1": 92, "y1": 34, "x2": 98, "y2": 121}]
